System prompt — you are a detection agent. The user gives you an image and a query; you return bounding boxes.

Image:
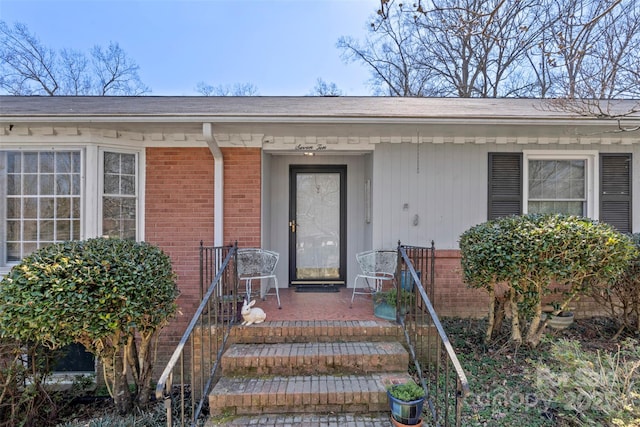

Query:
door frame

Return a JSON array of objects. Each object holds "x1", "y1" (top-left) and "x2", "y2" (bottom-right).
[{"x1": 288, "y1": 164, "x2": 347, "y2": 286}]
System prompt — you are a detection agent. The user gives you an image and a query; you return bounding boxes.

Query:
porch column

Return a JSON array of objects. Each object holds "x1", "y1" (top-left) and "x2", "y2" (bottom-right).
[{"x1": 203, "y1": 123, "x2": 224, "y2": 246}]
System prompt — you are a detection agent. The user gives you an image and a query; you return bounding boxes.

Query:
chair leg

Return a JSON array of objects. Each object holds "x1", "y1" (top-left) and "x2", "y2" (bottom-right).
[
  {"x1": 350, "y1": 276, "x2": 362, "y2": 308},
  {"x1": 273, "y1": 277, "x2": 281, "y2": 309}
]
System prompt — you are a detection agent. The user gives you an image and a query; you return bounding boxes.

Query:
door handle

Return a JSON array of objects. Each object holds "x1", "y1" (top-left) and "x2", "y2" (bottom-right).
[{"x1": 289, "y1": 220, "x2": 296, "y2": 233}]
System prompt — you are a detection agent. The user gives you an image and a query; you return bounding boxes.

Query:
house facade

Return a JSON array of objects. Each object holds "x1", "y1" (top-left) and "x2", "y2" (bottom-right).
[{"x1": 1, "y1": 96, "x2": 639, "y2": 369}]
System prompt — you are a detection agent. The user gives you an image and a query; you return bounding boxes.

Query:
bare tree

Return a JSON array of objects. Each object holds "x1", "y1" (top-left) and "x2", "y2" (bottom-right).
[
  {"x1": 341, "y1": 0, "x2": 639, "y2": 104},
  {"x1": 309, "y1": 78, "x2": 344, "y2": 96},
  {"x1": 0, "y1": 21, "x2": 150, "y2": 95},
  {"x1": 195, "y1": 82, "x2": 260, "y2": 96},
  {"x1": 338, "y1": 5, "x2": 432, "y2": 96}
]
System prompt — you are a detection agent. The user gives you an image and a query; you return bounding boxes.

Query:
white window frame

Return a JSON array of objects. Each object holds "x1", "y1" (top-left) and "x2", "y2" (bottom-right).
[
  {"x1": 98, "y1": 148, "x2": 142, "y2": 240},
  {"x1": 0, "y1": 144, "x2": 145, "y2": 272},
  {"x1": 522, "y1": 150, "x2": 599, "y2": 219},
  {"x1": 0, "y1": 146, "x2": 86, "y2": 271}
]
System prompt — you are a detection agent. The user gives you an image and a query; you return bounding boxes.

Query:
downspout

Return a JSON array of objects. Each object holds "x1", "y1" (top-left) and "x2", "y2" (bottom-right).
[{"x1": 203, "y1": 123, "x2": 224, "y2": 246}]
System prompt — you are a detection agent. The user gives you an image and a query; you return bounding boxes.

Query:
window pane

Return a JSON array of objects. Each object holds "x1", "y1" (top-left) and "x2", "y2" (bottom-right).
[
  {"x1": 72, "y1": 152, "x2": 81, "y2": 173},
  {"x1": 56, "y1": 175, "x2": 71, "y2": 195},
  {"x1": 23, "y1": 153, "x2": 38, "y2": 173},
  {"x1": 72, "y1": 174, "x2": 80, "y2": 195},
  {"x1": 56, "y1": 198, "x2": 70, "y2": 218},
  {"x1": 104, "y1": 174, "x2": 119, "y2": 194},
  {"x1": 41, "y1": 220, "x2": 54, "y2": 240},
  {"x1": 121, "y1": 175, "x2": 135, "y2": 195},
  {"x1": 56, "y1": 220, "x2": 71, "y2": 240},
  {"x1": 56, "y1": 152, "x2": 71, "y2": 173},
  {"x1": 72, "y1": 220, "x2": 80, "y2": 240},
  {"x1": 7, "y1": 243, "x2": 20, "y2": 262},
  {"x1": 121, "y1": 154, "x2": 135, "y2": 175},
  {"x1": 23, "y1": 220, "x2": 38, "y2": 240},
  {"x1": 40, "y1": 174, "x2": 54, "y2": 194},
  {"x1": 6, "y1": 199, "x2": 20, "y2": 218},
  {"x1": 23, "y1": 175, "x2": 37, "y2": 195},
  {"x1": 23, "y1": 198, "x2": 37, "y2": 218},
  {"x1": 40, "y1": 198, "x2": 55, "y2": 218},
  {"x1": 40, "y1": 153, "x2": 54, "y2": 173},
  {"x1": 7, "y1": 221, "x2": 20, "y2": 240},
  {"x1": 104, "y1": 152, "x2": 120, "y2": 174},
  {"x1": 71, "y1": 197, "x2": 80, "y2": 218},
  {"x1": 7, "y1": 174, "x2": 20, "y2": 194},
  {"x1": 7, "y1": 152, "x2": 20, "y2": 173}
]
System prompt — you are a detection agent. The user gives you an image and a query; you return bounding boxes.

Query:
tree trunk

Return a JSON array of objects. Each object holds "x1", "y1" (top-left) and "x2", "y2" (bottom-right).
[
  {"x1": 525, "y1": 298, "x2": 544, "y2": 348},
  {"x1": 492, "y1": 292, "x2": 507, "y2": 339},
  {"x1": 100, "y1": 335, "x2": 132, "y2": 415},
  {"x1": 509, "y1": 290, "x2": 522, "y2": 344},
  {"x1": 485, "y1": 286, "x2": 496, "y2": 343}
]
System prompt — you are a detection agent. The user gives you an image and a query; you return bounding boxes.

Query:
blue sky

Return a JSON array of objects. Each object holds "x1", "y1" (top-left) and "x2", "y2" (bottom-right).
[{"x1": 0, "y1": 0, "x2": 377, "y2": 95}]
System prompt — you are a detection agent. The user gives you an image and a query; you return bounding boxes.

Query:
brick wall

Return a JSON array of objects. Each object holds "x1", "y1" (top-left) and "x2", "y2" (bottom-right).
[
  {"x1": 222, "y1": 148, "x2": 261, "y2": 248},
  {"x1": 434, "y1": 249, "x2": 605, "y2": 319},
  {"x1": 433, "y1": 250, "x2": 489, "y2": 318},
  {"x1": 145, "y1": 147, "x2": 262, "y2": 370}
]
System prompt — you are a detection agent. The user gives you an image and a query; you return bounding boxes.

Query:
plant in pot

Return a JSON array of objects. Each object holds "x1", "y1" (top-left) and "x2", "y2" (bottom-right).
[
  {"x1": 542, "y1": 303, "x2": 575, "y2": 330},
  {"x1": 372, "y1": 288, "x2": 414, "y2": 321},
  {"x1": 387, "y1": 379, "x2": 426, "y2": 426}
]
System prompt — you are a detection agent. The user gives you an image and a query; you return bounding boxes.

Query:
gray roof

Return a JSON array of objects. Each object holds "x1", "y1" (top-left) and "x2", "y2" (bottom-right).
[{"x1": 1, "y1": 96, "x2": 638, "y2": 123}]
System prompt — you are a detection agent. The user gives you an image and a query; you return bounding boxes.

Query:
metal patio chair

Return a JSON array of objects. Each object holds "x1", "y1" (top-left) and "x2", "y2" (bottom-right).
[
  {"x1": 237, "y1": 248, "x2": 281, "y2": 309},
  {"x1": 350, "y1": 249, "x2": 397, "y2": 308}
]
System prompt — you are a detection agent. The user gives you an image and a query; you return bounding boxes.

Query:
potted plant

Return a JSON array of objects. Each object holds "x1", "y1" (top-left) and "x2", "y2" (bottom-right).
[
  {"x1": 387, "y1": 379, "x2": 426, "y2": 426},
  {"x1": 372, "y1": 288, "x2": 414, "y2": 320},
  {"x1": 542, "y1": 303, "x2": 575, "y2": 330}
]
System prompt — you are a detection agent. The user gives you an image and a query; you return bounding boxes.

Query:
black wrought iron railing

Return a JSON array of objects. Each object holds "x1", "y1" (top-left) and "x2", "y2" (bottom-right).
[
  {"x1": 155, "y1": 242, "x2": 239, "y2": 427},
  {"x1": 397, "y1": 242, "x2": 470, "y2": 427}
]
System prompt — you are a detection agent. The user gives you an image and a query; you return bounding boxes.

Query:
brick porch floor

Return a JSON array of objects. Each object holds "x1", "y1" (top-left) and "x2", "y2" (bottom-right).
[{"x1": 250, "y1": 287, "x2": 378, "y2": 322}]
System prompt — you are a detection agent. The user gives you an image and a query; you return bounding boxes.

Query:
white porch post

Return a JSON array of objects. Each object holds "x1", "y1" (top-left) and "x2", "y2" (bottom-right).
[{"x1": 203, "y1": 123, "x2": 224, "y2": 246}]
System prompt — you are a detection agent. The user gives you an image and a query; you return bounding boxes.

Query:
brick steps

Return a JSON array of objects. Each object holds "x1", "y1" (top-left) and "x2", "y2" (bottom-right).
[
  {"x1": 209, "y1": 373, "x2": 412, "y2": 416},
  {"x1": 221, "y1": 341, "x2": 409, "y2": 376},
  {"x1": 227, "y1": 320, "x2": 402, "y2": 344},
  {"x1": 207, "y1": 320, "x2": 409, "y2": 424}
]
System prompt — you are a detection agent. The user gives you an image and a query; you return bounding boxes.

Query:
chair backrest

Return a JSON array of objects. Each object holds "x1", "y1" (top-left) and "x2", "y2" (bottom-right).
[
  {"x1": 356, "y1": 250, "x2": 397, "y2": 276},
  {"x1": 237, "y1": 248, "x2": 279, "y2": 277}
]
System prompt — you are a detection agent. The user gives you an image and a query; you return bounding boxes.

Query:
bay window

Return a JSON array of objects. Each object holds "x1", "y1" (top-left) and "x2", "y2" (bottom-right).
[{"x1": 1, "y1": 147, "x2": 141, "y2": 269}]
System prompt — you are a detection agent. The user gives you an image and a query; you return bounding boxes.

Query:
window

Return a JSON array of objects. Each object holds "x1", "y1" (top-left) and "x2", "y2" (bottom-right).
[
  {"x1": 1, "y1": 151, "x2": 82, "y2": 266},
  {"x1": 488, "y1": 151, "x2": 632, "y2": 233},
  {"x1": 1, "y1": 148, "x2": 141, "y2": 266},
  {"x1": 527, "y1": 158, "x2": 587, "y2": 216},
  {"x1": 101, "y1": 151, "x2": 137, "y2": 239}
]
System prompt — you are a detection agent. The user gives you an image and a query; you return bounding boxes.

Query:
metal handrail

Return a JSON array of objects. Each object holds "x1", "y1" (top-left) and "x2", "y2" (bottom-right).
[
  {"x1": 397, "y1": 243, "x2": 470, "y2": 427},
  {"x1": 155, "y1": 243, "x2": 237, "y2": 427}
]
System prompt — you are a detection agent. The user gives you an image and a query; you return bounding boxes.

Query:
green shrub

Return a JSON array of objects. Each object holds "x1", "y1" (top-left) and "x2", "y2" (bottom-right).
[
  {"x1": 0, "y1": 238, "x2": 179, "y2": 415},
  {"x1": 531, "y1": 338, "x2": 640, "y2": 426},
  {"x1": 591, "y1": 233, "x2": 640, "y2": 336},
  {"x1": 459, "y1": 214, "x2": 637, "y2": 347}
]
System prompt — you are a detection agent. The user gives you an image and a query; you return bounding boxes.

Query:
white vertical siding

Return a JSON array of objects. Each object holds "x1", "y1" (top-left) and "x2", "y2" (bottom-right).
[{"x1": 372, "y1": 143, "x2": 640, "y2": 250}]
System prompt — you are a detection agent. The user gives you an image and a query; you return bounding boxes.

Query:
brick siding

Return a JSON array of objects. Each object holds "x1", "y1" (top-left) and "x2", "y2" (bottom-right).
[{"x1": 145, "y1": 147, "x2": 262, "y2": 370}]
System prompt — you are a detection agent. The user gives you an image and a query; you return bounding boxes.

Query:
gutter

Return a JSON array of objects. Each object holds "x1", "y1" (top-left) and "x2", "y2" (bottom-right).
[{"x1": 203, "y1": 123, "x2": 224, "y2": 247}]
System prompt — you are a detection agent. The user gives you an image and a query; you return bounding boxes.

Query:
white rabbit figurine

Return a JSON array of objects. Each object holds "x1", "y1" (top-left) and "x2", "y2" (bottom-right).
[{"x1": 241, "y1": 299, "x2": 266, "y2": 326}]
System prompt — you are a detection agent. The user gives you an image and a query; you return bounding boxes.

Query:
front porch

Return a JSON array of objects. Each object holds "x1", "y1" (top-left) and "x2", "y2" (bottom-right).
[
  {"x1": 244, "y1": 286, "x2": 378, "y2": 322},
  {"x1": 157, "y1": 244, "x2": 468, "y2": 427}
]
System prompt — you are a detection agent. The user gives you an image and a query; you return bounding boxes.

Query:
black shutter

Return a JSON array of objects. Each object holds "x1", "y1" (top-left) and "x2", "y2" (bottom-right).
[
  {"x1": 488, "y1": 152, "x2": 522, "y2": 220},
  {"x1": 600, "y1": 153, "x2": 632, "y2": 233}
]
